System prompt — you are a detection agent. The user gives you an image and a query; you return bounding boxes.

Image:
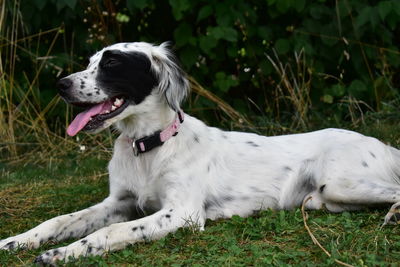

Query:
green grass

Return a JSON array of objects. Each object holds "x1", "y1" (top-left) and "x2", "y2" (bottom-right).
[{"x1": 1, "y1": 122, "x2": 400, "y2": 266}]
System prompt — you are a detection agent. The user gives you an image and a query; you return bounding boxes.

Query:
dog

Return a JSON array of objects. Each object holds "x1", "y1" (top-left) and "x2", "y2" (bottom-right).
[{"x1": 1, "y1": 42, "x2": 400, "y2": 265}]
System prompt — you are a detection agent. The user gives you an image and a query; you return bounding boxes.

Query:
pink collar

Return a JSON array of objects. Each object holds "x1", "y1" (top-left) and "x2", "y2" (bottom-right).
[{"x1": 130, "y1": 111, "x2": 184, "y2": 156}]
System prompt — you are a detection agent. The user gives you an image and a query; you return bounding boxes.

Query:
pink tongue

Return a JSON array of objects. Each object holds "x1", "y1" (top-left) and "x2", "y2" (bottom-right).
[{"x1": 67, "y1": 100, "x2": 112, "y2": 136}]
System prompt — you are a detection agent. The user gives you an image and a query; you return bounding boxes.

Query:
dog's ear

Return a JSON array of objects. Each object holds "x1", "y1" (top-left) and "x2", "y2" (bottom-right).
[{"x1": 154, "y1": 42, "x2": 190, "y2": 111}]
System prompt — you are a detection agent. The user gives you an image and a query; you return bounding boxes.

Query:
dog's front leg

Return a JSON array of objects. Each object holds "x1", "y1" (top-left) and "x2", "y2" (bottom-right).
[
  {"x1": 34, "y1": 206, "x2": 205, "y2": 265},
  {"x1": 0, "y1": 195, "x2": 137, "y2": 250}
]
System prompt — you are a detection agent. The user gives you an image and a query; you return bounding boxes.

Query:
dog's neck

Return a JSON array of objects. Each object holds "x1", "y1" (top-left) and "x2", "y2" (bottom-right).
[{"x1": 115, "y1": 102, "x2": 177, "y2": 140}]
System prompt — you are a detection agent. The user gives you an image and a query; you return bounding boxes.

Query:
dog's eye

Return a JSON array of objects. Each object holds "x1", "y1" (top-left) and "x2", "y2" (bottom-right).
[{"x1": 101, "y1": 58, "x2": 119, "y2": 68}]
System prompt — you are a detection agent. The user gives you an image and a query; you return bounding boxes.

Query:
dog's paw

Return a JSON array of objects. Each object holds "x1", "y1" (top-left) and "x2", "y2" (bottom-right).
[
  {"x1": 383, "y1": 203, "x2": 400, "y2": 225},
  {"x1": 0, "y1": 233, "x2": 40, "y2": 250},
  {"x1": 34, "y1": 248, "x2": 67, "y2": 266},
  {"x1": 0, "y1": 239, "x2": 17, "y2": 250},
  {"x1": 0, "y1": 236, "x2": 28, "y2": 251},
  {"x1": 34, "y1": 240, "x2": 105, "y2": 265}
]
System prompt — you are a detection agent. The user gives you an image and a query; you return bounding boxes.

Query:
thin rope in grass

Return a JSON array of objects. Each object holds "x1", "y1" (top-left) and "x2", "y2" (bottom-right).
[{"x1": 301, "y1": 196, "x2": 355, "y2": 267}]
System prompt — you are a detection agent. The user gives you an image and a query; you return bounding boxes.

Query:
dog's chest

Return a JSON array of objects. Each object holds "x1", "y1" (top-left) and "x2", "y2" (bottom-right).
[{"x1": 108, "y1": 136, "x2": 163, "y2": 199}]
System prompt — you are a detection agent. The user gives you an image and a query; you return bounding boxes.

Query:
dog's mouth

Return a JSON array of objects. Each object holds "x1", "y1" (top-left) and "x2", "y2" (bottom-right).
[{"x1": 67, "y1": 96, "x2": 129, "y2": 136}]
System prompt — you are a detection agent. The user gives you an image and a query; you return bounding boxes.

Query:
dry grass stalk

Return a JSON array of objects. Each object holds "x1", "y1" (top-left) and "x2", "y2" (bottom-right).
[
  {"x1": 189, "y1": 76, "x2": 252, "y2": 127},
  {"x1": 266, "y1": 49, "x2": 312, "y2": 130},
  {"x1": 301, "y1": 196, "x2": 355, "y2": 267}
]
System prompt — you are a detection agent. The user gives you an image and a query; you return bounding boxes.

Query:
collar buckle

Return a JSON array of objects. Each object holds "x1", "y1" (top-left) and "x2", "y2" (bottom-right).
[{"x1": 132, "y1": 141, "x2": 139, "y2": 157}]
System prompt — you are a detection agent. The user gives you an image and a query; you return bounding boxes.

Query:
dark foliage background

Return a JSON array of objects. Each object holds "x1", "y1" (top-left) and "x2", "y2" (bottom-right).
[{"x1": 2, "y1": 0, "x2": 400, "y2": 134}]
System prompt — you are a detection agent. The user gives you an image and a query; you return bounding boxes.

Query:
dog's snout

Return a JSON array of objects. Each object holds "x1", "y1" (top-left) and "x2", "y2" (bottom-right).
[{"x1": 57, "y1": 78, "x2": 73, "y2": 93}]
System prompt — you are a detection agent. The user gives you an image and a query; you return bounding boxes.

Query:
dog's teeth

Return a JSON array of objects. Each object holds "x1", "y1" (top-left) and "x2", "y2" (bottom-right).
[
  {"x1": 111, "y1": 105, "x2": 117, "y2": 111},
  {"x1": 114, "y1": 98, "x2": 122, "y2": 107},
  {"x1": 105, "y1": 110, "x2": 110, "y2": 114}
]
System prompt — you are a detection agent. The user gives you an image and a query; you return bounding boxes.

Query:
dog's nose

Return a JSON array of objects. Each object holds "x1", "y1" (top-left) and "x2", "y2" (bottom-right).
[{"x1": 57, "y1": 78, "x2": 73, "y2": 93}]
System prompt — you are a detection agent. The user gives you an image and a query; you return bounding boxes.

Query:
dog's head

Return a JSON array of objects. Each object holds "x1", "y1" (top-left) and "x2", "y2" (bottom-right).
[{"x1": 57, "y1": 42, "x2": 189, "y2": 136}]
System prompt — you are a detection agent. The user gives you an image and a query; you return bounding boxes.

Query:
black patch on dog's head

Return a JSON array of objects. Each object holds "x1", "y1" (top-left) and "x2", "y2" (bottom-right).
[{"x1": 96, "y1": 49, "x2": 158, "y2": 104}]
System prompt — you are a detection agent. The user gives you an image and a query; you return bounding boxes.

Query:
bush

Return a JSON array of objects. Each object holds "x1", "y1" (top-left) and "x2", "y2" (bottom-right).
[{"x1": 2, "y1": 0, "x2": 400, "y2": 133}]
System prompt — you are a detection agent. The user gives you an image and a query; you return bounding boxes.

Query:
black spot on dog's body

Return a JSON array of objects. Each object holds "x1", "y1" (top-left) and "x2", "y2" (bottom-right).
[
  {"x1": 86, "y1": 93, "x2": 92, "y2": 96},
  {"x1": 246, "y1": 141, "x2": 259, "y2": 147},
  {"x1": 250, "y1": 186, "x2": 265, "y2": 194},
  {"x1": 81, "y1": 239, "x2": 88, "y2": 245},
  {"x1": 369, "y1": 151, "x2": 376, "y2": 158},
  {"x1": 96, "y1": 50, "x2": 158, "y2": 105},
  {"x1": 132, "y1": 227, "x2": 138, "y2": 231},
  {"x1": 362, "y1": 161, "x2": 369, "y2": 167},
  {"x1": 5, "y1": 241, "x2": 15, "y2": 250},
  {"x1": 319, "y1": 184, "x2": 326, "y2": 193},
  {"x1": 165, "y1": 214, "x2": 171, "y2": 218},
  {"x1": 283, "y1": 166, "x2": 293, "y2": 172},
  {"x1": 33, "y1": 256, "x2": 43, "y2": 264},
  {"x1": 140, "y1": 226, "x2": 145, "y2": 230},
  {"x1": 194, "y1": 134, "x2": 200, "y2": 143}
]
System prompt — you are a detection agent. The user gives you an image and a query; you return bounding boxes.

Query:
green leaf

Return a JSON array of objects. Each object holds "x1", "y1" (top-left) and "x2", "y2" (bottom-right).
[
  {"x1": 257, "y1": 26, "x2": 272, "y2": 40},
  {"x1": 322, "y1": 94, "x2": 333, "y2": 104},
  {"x1": 348, "y1": 80, "x2": 367, "y2": 97},
  {"x1": 394, "y1": 1, "x2": 400, "y2": 16},
  {"x1": 64, "y1": 0, "x2": 77, "y2": 9},
  {"x1": 32, "y1": 0, "x2": 46, "y2": 10},
  {"x1": 356, "y1": 6, "x2": 372, "y2": 28},
  {"x1": 276, "y1": 0, "x2": 290, "y2": 13},
  {"x1": 329, "y1": 84, "x2": 345, "y2": 97},
  {"x1": 174, "y1": 23, "x2": 192, "y2": 47},
  {"x1": 199, "y1": 35, "x2": 217, "y2": 53},
  {"x1": 210, "y1": 26, "x2": 238, "y2": 42},
  {"x1": 197, "y1": 5, "x2": 213, "y2": 22},
  {"x1": 213, "y1": 72, "x2": 239, "y2": 93},
  {"x1": 378, "y1": 1, "x2": 392, "y2": 21},
  {"x1": 274, "y1": 38, "x2": 290, "y2": 54},
  {"x1": 56, "y1": 0, "x2": 67, "y2": 12},
  {"x1": 179, "y1": 46, "x2": 198, "y2": 68},
  {"x1": 127, "y1": 0, "x2": 148, "y2": 11},
  {"x1": 294, "y1": 0, "x2": 305, "y2": 12},
  {"x1": 116, "y1": 13, "x2": 130, "y2": 23},
  {"x1": 169, "y1": 0, "x2": 190, "y2": 20}
]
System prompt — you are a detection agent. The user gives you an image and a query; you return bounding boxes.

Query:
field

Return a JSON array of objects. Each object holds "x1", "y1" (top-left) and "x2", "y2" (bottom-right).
[
  {"x1": 1, "y1": 120, "x2": 400, "y2": 266},
  {"x1": 2, "y1": 0, "x2": 400, "y2": 265}
]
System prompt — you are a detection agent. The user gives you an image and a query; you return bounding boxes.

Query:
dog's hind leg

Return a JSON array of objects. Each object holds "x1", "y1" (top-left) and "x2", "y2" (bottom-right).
[
  {"x1": 314, "y1": 175, "x2": 400, "y2": 223},
  {"x1": 0, "y1": 194, "x2": 138, "y2": 250}
]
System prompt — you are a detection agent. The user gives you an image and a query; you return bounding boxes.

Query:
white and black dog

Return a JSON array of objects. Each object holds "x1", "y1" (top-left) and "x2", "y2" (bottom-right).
[{"x1": 1, "y1": 42, "x2": 400, "y2": 264}]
